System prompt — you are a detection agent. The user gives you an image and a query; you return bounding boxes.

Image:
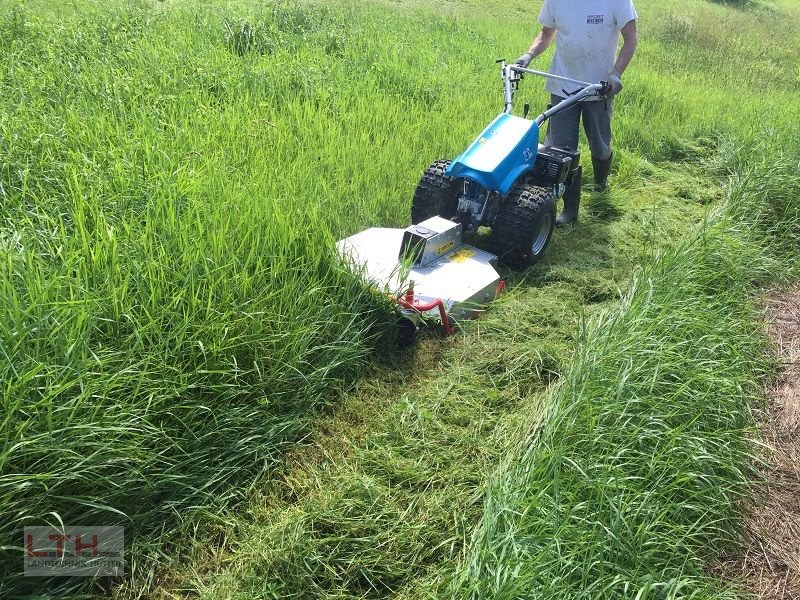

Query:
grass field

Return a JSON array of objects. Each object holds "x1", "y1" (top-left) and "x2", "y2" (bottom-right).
[{"x1": 0, "y1": 0, "x2": 798, "y2": 597}]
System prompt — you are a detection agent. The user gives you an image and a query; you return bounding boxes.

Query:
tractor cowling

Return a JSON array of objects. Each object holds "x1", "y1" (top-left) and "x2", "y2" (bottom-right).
[{"x1": 445, "y1": 113, "x2": 539, "y2": 196}]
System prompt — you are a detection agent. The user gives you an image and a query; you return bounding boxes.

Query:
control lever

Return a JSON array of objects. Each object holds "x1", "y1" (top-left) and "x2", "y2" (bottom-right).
[{"x1": 600, "y1": 80, "x2": 611, "y2": 110}]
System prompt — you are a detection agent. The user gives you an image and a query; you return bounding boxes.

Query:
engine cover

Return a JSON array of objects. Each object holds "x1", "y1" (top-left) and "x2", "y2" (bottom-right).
[{"x1": 445, "y1": 113, "x2": 540, "y2": 196}]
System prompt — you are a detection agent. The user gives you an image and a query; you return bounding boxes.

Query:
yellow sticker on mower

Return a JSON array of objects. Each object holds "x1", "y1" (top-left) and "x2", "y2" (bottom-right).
[
  {"x1": 449, "y1": 248, "x2": 476, "y2": 263},
  {"x1": 437, "y1": 240, "x2": 456, "y2": 255}
]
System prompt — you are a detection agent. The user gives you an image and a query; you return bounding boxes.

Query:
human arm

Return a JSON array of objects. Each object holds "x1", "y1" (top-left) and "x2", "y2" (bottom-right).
[
  {"x1": 606, "y1": 19, "x2": 637, "y2": 93},
  {"x1": 612, "y1": 19, "x2": 638, "y2": 77},
  {"x1": 527, "y1": 26, "x2": 556, "y2": 59},
  {"x1": 515, "y1": 26, "x2": 555, "y2": 67}
]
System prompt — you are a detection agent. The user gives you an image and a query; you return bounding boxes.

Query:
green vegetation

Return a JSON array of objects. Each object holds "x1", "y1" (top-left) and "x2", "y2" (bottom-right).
[
  {"x1": 0, "y1": 0, "x2": 797, "y2": 598},
  {"x1": 454, "y1": 159, "x2": 800, "y2": 598}
]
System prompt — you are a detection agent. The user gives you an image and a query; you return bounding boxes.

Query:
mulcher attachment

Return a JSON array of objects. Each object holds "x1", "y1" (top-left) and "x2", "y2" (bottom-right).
[{"x1": 337, "y1": 216, "x2": 503, "y2": 338}]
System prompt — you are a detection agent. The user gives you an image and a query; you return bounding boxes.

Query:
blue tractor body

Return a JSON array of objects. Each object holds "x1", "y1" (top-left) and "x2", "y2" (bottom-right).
[
  {"x1": 408, "y1": 61, "x2": 606, "y2": 267},
  {"x1": 445, "y1": 113, "x2": 540, "y2": 196}
]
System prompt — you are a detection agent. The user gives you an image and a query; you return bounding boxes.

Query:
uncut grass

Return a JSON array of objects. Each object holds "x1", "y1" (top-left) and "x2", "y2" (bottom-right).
[{"x1": 0, "y1": 1, "x2": 414, "y2": 595}]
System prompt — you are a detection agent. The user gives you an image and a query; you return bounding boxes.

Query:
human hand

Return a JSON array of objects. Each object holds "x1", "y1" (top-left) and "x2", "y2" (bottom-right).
[
  {"x1": 514, "y1": 52, "x2": 533, "y2": 68},
  {"x1": 606, "y1": 72, "x2": 623, "y2": 95}
]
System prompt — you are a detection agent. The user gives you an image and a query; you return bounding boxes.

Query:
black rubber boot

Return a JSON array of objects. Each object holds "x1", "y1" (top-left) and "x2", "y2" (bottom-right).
[
  {"x1": 556, "y1": 166, "x2": 582, "y2": 226},
  {"x1": 592, "y1": 152, "x2": 613, "y2": 192}
]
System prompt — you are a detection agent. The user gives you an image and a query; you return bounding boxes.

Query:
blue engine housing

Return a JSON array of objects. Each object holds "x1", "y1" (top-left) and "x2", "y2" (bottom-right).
[{"x1": 446, "y1": 113, "x2": 540, "y2": 196}]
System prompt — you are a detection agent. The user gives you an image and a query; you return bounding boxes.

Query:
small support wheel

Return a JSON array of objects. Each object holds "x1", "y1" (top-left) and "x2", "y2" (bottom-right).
[{"x1": 397, "y1": 316, "x2": 419, "y2": 347}]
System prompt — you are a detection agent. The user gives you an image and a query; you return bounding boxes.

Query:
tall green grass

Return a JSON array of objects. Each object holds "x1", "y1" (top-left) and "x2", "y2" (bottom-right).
[
  {"x1": 0, "y1": 0, "x2": 558, "y2": 595},
  {"x1": 0, "y1": 2, "x2": 408, "y2": 596}
]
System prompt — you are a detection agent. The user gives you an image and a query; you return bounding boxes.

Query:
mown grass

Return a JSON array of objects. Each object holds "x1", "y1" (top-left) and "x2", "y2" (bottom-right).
[
  {"x1": 453, "y1": 151, "x2": 800, "y2": 598},
  {"x1": 1, "y1": 0, "x2": 798, "y2": 597}
]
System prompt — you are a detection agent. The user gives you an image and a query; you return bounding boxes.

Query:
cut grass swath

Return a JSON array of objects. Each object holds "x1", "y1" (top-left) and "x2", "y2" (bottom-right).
[{"x1": 452, "y1": 154, "x2": 800, "y2": 598}]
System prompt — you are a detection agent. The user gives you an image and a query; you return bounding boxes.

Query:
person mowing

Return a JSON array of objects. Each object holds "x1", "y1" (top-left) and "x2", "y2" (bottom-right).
[{"x1": 515, "y1": 0, "x2": 638, "y2": 225}]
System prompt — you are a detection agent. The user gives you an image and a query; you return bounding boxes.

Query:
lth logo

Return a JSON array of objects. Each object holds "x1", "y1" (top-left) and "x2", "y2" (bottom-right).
[
  {"x1": 23, "y1": 526, "x2": 124, "y2": 577},
  {"x1": 26, "y1": 532, "x2": 100, "y2": 557}
]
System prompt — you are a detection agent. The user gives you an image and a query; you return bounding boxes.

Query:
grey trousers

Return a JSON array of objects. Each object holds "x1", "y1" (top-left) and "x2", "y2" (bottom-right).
[{"x1": 544, "y1": 94, "x2": 613, "y2": 160}]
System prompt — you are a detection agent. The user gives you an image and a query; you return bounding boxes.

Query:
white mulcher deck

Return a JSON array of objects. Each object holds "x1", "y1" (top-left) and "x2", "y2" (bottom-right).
[{"x1": 336, "y1": 220, "x2": 502, "y2": 322}]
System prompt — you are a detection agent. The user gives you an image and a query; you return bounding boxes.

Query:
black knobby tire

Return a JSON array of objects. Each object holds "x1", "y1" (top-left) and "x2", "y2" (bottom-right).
[
  {"x1": 411, "y1": 160, "x2": 461, "y2": 224},
  {"x1": 491, "y1": 184, "x2": 556, "y2": 268}
]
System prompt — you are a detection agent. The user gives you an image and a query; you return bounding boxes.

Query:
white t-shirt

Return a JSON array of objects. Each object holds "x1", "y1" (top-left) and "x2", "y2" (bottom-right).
[{"x1": 538, "y1": 0, "x2": 637, "y2": 98}]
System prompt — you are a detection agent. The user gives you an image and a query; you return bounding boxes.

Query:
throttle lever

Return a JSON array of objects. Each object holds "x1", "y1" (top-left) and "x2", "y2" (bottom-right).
[{"x1": 600, "y1": 80, "x2": 611, "y2": 110}]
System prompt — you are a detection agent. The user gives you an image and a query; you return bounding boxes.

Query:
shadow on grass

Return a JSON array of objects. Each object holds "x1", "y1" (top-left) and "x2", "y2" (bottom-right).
[
  {"x1": 504, "y1": 199, "x2": 621, "y2": 306},
  {"x1": 584, "y1": 189, "x2": 624, "y2": 222}
]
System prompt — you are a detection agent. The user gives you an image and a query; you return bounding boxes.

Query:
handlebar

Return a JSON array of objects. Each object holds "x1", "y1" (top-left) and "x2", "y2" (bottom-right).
[
  {"x1": 498, "y1": 60, "x2": 610, "y2": 124},
  {"x1": 509, "y1": 64, "x2": 594, "y2": 89}
]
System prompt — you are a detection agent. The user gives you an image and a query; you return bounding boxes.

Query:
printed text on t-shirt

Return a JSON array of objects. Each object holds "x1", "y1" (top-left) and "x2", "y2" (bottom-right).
[{"x1": 586, "y1": 14, "x2": 605, "y2": 24}]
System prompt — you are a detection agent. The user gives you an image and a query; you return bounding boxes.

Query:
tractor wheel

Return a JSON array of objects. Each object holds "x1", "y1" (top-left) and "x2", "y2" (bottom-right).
[
  {"x1": 491, "y1": 184, "x2": 556, "y2": 268},
  {"x1": 411, "y1": 160, "x2": 461, "y2": 224}
]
